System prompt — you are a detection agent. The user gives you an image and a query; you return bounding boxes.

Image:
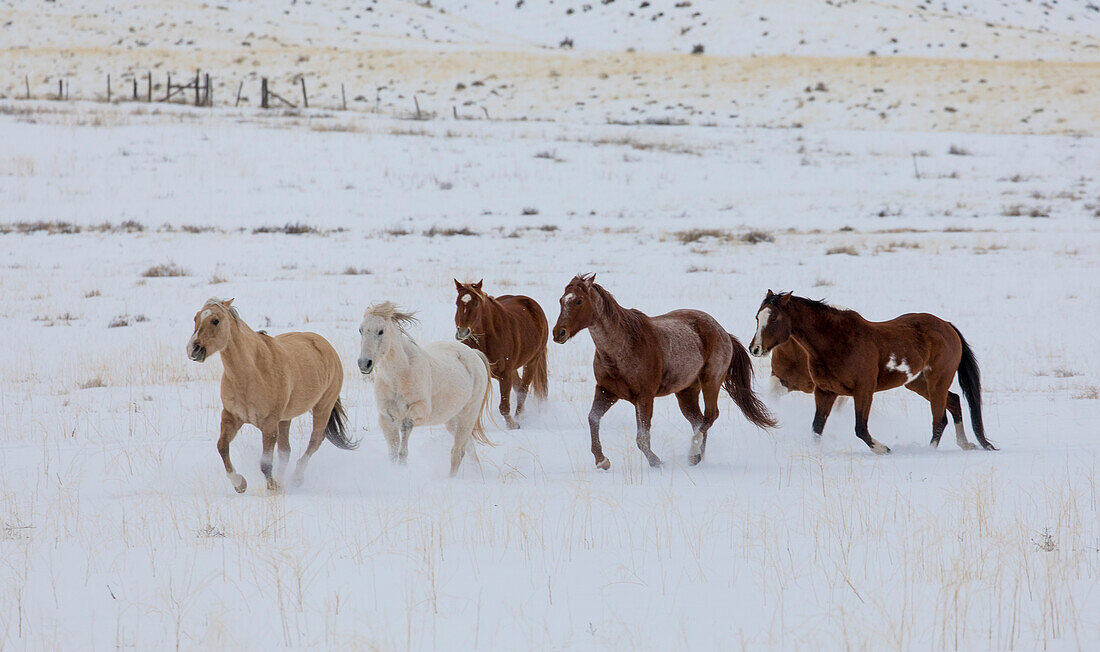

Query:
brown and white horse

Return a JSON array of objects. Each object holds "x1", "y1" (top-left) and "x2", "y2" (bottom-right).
[
  {"x1": 552, "y1": 274, "x2": 775, "y2": 469},
  {"x1": 749, "y1": 291, "x2": 995, "y2": 453},
  {"x1": 454, "y1": 279, "x2": 549, "y2": 429},
  {"x1": 187, "y1": 298, "x2": 359, "y2": 493}
]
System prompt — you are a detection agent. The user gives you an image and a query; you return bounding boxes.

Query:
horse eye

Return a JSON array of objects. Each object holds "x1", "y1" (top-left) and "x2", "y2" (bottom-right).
[
  {"x1": 575, "y1": 299, "x2": 582, "y2": 306},
  {"x1": 377, "y1": 329, "x2": 384, "y2": 336},
  {"x1": 211, "y1": 319, "x2": 219, "y2": 326}
]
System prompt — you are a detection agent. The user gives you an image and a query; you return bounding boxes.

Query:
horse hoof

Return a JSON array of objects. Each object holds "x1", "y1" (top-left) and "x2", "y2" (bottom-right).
[
  {"x1": 688, "y1": 454, "x2": 701, "y2": 466},
  {"x1": 266, "y1": 478, "x2": 281, "y2": 492},
  {"x1": 595, "y1": 457, "x2": 611, "y2": 470},
  {"x1": 505, "y1": 418, "x2": 519, "y2": 430},
  {"x1": 649, "y1": 458, "x2": 663, "y2": 468},
  {"x1": 959, "y1": 442, "x2": 977, "y2": 451},
  {"x1": 228, "y1": 473, "x2": 247, "y2": 493},
  {"x1": 871, "y1": 442, "x2": 891, "y2": 455}
]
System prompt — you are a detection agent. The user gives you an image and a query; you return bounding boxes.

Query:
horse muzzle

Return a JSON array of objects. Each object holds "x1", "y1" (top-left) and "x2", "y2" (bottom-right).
[
  {"x1": 553, "y1": 327, "x2": 571, "y2": 344},
  {"x1": 188, "y1": 342, "x2": 207, "y2": 362},
  {"x1": 358, "y1": 358, "x2": 374, "y2": 375},
  {"x1": 455, "y1": 327, "x2": 471, "y2": 341},
  {"x1": 748, "y1": 343, "x2": 767, "y2": 358}
]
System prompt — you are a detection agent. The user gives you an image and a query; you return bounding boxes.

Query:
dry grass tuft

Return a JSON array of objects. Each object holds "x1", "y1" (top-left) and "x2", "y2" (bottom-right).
[
  {"x1": 826, "y1": 245, "x2": 860, "y2": 256},
  {"x1": 141, "y1": 263, "x2": 188, "y2": 278}
]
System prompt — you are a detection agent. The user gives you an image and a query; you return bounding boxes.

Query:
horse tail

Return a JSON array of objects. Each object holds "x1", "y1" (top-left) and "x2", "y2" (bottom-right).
[
  {"x1": 723, "y1": 334, "x2": 778, "y2": 429},
  {"x1": 324, "y1": 398, "x2": 360, "y2": 450},
  {"x1": 528, "y1": 344, "x2": 549, "y2": 400},
  {"x1": 470, "y1": 351, "x2": 496, "y2": 446},
  {"x1": 950, "y1": 324, "x2": 996, "y2": 451}
]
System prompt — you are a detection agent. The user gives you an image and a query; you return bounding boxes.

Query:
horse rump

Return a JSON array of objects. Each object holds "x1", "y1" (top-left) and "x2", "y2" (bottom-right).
[
  {"x1": 724, "y1": 334, "x2": 778, "y2": 429},
  {"x1": 324, "y1": 398, "x2": 360, "y2": 450}
]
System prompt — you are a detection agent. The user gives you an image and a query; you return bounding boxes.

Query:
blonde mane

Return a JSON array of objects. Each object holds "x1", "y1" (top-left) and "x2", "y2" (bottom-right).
[
  {"x1": 204, "y1": 297, "x2": 241, "y2": 321},
  {"x1": 364, "y1": 301, "x2": 419, "y2": 334}
]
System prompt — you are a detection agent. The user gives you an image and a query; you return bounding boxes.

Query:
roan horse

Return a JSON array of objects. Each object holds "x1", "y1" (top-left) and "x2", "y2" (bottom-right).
[
  {"x1": 552, "y1": 274, "x2": 776, "y2": 469},
  {"x1": 357, "y1": 302, "x2": 494, "y2": 476},
  {"x1": 453, "y1": 279, "x2": 549, "y2": 429},
  {"x1": 749, "y1": 291, "x2": 995, "y2": 453},
  {"x1": 187, "y1": 298, "x2": 359, "y2": 493}
]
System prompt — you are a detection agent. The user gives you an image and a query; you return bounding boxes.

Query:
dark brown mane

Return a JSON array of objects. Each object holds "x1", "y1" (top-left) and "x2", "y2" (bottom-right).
[{"x1": 589, "y1": 283, "x2": 652, "y2": 342}]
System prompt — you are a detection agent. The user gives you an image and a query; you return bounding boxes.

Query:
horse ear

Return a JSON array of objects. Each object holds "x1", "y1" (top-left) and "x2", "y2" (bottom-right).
[
  {"x1": 454, "y1": 278, "x2": 463, "y2": 290},
  {"x1": 777, "y1": 292, "x2": 793, "y2": 307},
  {"x1": 474, "y1": 279, "x2": 483, "y2": 290},
  {"x1": 583, "y1": 273, "x2": 596, "y2": 288},
  {"x1": 225, "y1": 298, "x2": 234, "y2": 306},
  {"x1": 766, "y1": 289, "x2": 774, "y2": 298}
]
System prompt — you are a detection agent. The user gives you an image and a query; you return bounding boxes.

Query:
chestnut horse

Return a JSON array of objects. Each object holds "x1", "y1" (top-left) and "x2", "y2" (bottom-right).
[
  {"x1": 187, "y1": 298, "x2": 359, "y2": 493},
  {"x1": 453, "y1": 279, "x2": 549, "y2": 429},
  {"x1": 769, "y1": 338, "x2": 976, "y2": 450},
  {"x1": 552, "y1": 274, "x2": 775, "y2": 469},
  {"x1": 749, "y1": 291, "x2": 995, "y2": 453}
]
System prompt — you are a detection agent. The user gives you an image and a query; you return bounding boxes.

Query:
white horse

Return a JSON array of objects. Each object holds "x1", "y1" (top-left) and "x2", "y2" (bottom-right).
[{"x1": 357, "y1": 302, "x2": 494, "y2": 475}]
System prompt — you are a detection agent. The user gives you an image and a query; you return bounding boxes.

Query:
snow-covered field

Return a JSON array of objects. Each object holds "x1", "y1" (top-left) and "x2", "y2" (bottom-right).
[
  {"x1": 0, "y1": 103, "x2": 1098, "y2": 649},
  {"x1": 2, "y1": 0, "x2": 1100, "y2": 648}
]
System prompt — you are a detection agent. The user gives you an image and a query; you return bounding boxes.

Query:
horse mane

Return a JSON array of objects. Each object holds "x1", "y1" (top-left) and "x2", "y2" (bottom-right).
[
  {"x1": 204, "y1": 297, "x2": 241, "y2": 322},
  {"x1": 365, "y1": 301, "x2": 419, "y2": 333},
  {"x1": 776, "y1": 294, "x2": 855, "y2": 317},
  {"x1": 589, "y1": 283, "x2": 652, "y2": 341}
]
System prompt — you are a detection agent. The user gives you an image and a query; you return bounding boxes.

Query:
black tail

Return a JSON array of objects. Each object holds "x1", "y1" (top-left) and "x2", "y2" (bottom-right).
[
  {"x1": 724, "y1": 334, "x2": 778, "y2": 429},
  {"x1": 324, "y1": 399, "x2": 359, "y2": 450},
  {"x1": 950, "y1": 324, "x2": 996, "y2": 451}
]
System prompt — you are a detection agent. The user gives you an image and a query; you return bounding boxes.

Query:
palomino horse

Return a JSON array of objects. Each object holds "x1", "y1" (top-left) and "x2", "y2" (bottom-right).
[
  {"x1": 187, "y1": 298, "x2": 359, "y2": 493},
  {"x1": 454, "y1": 279, "x2": 549, "y2": 429},
  {"x1": 552, "y1": 274, "x2": 776, "y2": 469},
  {"x1": 749, "y1": 291, "x2": 995, "y2": 453},
  {"x1": 357, "y1": 302, "x2": 494, "y2": 476}
]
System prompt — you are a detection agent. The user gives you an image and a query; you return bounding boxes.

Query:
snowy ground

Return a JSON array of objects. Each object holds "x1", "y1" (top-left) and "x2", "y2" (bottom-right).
[{"x1": 0, "y1": 104, "x2": 1098, "y2": 649}]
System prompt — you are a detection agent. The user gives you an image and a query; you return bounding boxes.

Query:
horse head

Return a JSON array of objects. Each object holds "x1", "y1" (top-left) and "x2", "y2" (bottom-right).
[
  {"x1": 453, "y1": 279, "x2": 486, "y2": 342},
  {"x1": 749, "y1": 290, "x2": 793, "y2": 357},
  {"x1": 358, "y1": 302, "x2": 417, "y2": 375},
  {"x1": 187, "y1": 298, "x2": 238, "y2": 362},
  {"x1": 552, "y1": 273, "x2": 598, "y2": 344}
]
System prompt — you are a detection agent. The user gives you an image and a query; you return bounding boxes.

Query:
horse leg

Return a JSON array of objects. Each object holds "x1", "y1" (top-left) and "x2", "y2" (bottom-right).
[
  {"x1": 398, "y1": 417, "x2": 415, "y2": 464},
  {"x1": 853, "y1": 390, "x2": 890, "y2": 454},
  {"x1": 498, "y1": 373, "x2": 518, "y2": 430},
  {"x1": 947, "y1": 391, "x2": 976, "y2": 450},
  {"x1": 676, "y1": 385, "x2": 706, "y2": 466},
  {"x1": 699, "y1": 382, "x2": 721, "y2": 460},
  {"x1": 379, "y1": 415, "x2": 401, "y2": 462},
  {"x1": 290, "y1": 404, "x2": 330, "y2": 487},
  {"x1": 275, "y1": 419, "x2": 291, "y2": 481},
  {"x1": 446, "y1": 418, "x2": 471, "y2": 477},
  {"x1": 812, "y1": 388, "x2": 838, "y2": 437},
  {"x1": 218, "y1": 409, "x2": 246, "y2": 493},
  {"x1": 588, "y1": 386, "x2": 618, "y2": 470},
  {"x1": 513, "y1": 369, "x2": 530, "y2": 418},
  {"x1": 258, "y1": 420, "x2": 281, "y2": 491},
  {"x1": 634, "y1": 396, "x2": 663, "y2": 468}
]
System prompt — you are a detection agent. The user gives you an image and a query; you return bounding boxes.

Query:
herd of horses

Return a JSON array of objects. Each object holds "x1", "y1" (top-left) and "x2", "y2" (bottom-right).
[{"x1": 187, "y1": 274, "x2": 994, "y2": 492}]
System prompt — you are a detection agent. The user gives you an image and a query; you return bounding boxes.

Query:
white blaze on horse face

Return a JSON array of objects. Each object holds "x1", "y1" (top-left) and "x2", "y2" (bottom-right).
[
  {"x1": 886, "y1": 355, "x2": 921, "y2": 382},
  {"x1": 460, "y1": 294, "x2": 472, "y2": 304},
  {"x1": 750, "y1": 307, "x2": 771, "y2": 355},
  {"x1": 200, "y1": 309, "x2": 212, "y2": 321}
]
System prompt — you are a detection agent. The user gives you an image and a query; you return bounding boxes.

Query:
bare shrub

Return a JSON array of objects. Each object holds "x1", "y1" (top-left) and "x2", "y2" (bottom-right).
[
  {"x1": 826, "y1": 245, "x2": 859, "y2": 256},
  {"x1": 142, "y1": 263, "x2": 188, "y2": 278},
  {"x1": 424, "y1": 226, "x2": 478, "y2": 237},
  {"x1": 342, "y1": 267, "x2": 372, "y2": 275},
  {"x1": 80, "y1": 377, "x2": 107, "y2": 389},
  {"x1": 740, "y1": 230, "x2": 774, "y2": 244},
  {"x1": 948, "y1": 145, "x2": 971, "y2": 156},
  {"x1": 252, "y1": 223, "x2": 322, "y2": 235}
]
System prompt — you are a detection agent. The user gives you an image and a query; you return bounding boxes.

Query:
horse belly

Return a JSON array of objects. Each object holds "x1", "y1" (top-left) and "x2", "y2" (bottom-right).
[
  {"x1": 653, "y1": 322, "x2": 706, "y2": 395},
  {"x1": 424, "y1": 344, "x2": 480, "y2": 424}
]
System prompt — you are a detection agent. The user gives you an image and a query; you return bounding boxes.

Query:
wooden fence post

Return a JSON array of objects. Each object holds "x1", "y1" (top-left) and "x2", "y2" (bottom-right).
[
  {"x1": 132, "y1": 77, "x2": 138, "y2": 101},
  {"x1": 57, "y1": 78, "x2": 63, "y2": 100},
  {"x1": 261, "y1": 78, "x2": 268, "y2": 109},
  {"x1": 166, "y1": 73, "x2": 171, "y2": 102},
  {"x1": 414, "y1": 95, "x2": 421, "y2": 119},
  {"x1": 147, "y1": 71, "x2": 152, "y2": 102},
  {"x1": 107, "y1": 74, "x2": 111, "y2": 103},
  {"x1": 300, "y1": 77, "x2": 308, "y2": 108},
  {"x1": 194, "y1": 70, "x2": 201, "y2": 106},
  {"x1": 341, "y1": 83, "x2": 347, "y2": 110},
  {"x1": 235, "y1": 81, "x2": 243, "y2": 107}
]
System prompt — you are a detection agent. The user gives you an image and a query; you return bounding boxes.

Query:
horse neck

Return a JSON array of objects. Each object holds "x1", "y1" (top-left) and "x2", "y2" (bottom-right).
[
  {"x1": 379, "y1": 328, "x2": 417, "y2": 378},
  {"x1": 473, "y1": 295, "x2": 501, "y2": 332},
  {"x1": 587, "y1": 288, "x2": 638, "y2": 358},
  {"x1": 219, "y1": 319, "x2": 265, "y2": 378},
  {"x1": 786, "y1": 300, "x2": 846, "y2": 360}
]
